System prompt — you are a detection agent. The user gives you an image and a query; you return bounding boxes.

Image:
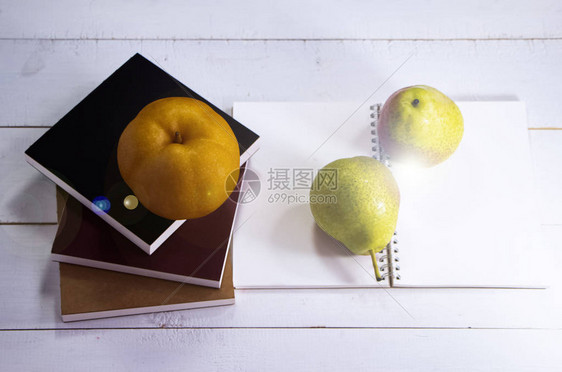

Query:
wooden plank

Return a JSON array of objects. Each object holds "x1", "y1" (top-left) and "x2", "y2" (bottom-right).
[
  {"x1": 0, "y1": 328, "x2": 560, "y2": 371},
  {"x1": 0, "y1": 128, "x2": 56, "y2": 223},
  {"x1": 529, "y1": 130, "x2": 562, "y2": 225},
  {"x1": 1, "y1": 224, "x2": 560, "y2": 330},
  {"x1": 1, "y1": 40, "x2": 562, "y2": 128},
  {"x1": 1, "y1": 0, "x2": 561, "y2": 40},
  {"x1": 2, "y1": 127, "x2": 560, "y2": 225}
]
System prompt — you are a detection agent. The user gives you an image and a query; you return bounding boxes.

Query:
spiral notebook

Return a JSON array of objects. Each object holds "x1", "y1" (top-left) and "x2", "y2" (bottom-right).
[{"x1": 232, "y1": 101, "x2": 543, "y2": 288}]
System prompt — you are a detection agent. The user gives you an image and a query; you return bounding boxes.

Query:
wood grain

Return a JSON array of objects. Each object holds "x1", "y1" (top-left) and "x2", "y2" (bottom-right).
[
  {"x1": 1, "y1": 40, "x2": 561, "y2": 128},
  {"x1": 1, "y1": 224, "x2": 560, "y2": 330},
  {"x1": 4, "y1": 128, "x2": 560, "y2": 224},
  {"x1": 1, "y1": 0, "x2": 561, "y2": 40},
  {"x1": 1, "y1": 2, "x2": 561, "y2": 369},
  {"x1": 0, "y1": 128, "x2": 55, "y2": 223},
  {"x1": 529, "y1": 130, "x2": 562, "y2": 225},
  {"x1": 1, "y1": 328, "x2": 561, "y2": 371}
]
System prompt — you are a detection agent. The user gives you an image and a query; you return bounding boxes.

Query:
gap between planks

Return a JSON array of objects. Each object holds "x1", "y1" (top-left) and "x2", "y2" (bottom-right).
[
  {"x1": 0, "y1": 326, "x2": 561, "y2": 331},
  {"x1": 2, "y1": 126, "x2": 561, "y2": 130},
  {"x1": 1, "y1": 37, "x2": 562, "y2": 42},
  {"x1": 0, "y1": 222, "x2": 57, "y2": 225}
]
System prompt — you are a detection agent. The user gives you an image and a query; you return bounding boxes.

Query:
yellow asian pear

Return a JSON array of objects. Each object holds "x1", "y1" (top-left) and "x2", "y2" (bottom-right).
[{"x1": 117, "y1": 97, "x2": 240, "y2": 220}]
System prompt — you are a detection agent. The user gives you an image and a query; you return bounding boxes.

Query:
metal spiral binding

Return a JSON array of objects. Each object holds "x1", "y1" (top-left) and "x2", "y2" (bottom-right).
[{"x1": 370, "y1": 103, "x2": 400, "y2": 285}]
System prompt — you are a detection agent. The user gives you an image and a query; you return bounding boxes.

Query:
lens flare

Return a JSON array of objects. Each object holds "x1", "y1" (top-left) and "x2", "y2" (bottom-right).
[
  {"x1": 92, "y1": 196, "x2": 111, "y2": 215},
  {"x1": 123, "y1": 195, "x2": 139, "y2": 210}
]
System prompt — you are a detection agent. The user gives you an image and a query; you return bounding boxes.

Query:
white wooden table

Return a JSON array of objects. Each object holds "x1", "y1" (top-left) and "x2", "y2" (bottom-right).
[{"x1": 1, "y1": 1, "x2": 561, "y2": 370}]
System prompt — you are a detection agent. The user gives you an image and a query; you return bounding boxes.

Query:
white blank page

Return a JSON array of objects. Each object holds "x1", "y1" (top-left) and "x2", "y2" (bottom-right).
[
  {"x1": 232, "y1": 102, "x2": 542, "y2": 288},
  {"x1": 392, "y1": 102, "x2": 541, "y2": 287}
]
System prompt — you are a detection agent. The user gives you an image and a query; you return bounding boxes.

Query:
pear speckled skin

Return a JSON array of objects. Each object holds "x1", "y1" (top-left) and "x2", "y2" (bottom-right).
[
  {"x1": 309, "y1": 156, "x2": 400, "y2": 255},
  {"x1": 378, "y1": 85, "x2": 463, "y2": 167}
]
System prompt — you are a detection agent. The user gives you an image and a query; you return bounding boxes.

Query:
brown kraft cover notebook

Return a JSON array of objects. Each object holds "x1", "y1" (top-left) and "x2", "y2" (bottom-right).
[{"x1": 59, "y1": 252, "x2": 234, "y2": 322}]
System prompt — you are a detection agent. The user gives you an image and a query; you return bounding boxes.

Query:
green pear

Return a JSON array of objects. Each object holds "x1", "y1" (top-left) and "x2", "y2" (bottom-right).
[
  {"x1": 309, "y1": 156, "x2": 400, "y2": 280},
  {"x1": 378, "y1": 85, "x2": 463, "y2": 167}
]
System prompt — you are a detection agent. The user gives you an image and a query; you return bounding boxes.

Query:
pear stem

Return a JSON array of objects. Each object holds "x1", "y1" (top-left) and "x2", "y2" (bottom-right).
[
  {"x1": 173, "y1": 131, "x2": 183, "y2": 144},
  {"x1": 369, "y1": 249, "x2": 382, "y2": 282}
]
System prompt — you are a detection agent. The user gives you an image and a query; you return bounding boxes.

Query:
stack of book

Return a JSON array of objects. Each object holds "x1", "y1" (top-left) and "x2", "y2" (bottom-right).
[{"x1": 25, "y1": 54, "x2": 260, "y2": 321}]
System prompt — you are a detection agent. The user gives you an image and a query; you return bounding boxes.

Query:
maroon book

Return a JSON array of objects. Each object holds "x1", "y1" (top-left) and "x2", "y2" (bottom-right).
[{"x1": 52, "y1": 166, "x2": 246, "y2": 288}]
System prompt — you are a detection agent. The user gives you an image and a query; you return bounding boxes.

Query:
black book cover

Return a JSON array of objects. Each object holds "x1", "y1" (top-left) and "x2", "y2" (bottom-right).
[{"x1": 25, "y1": 53, "x2": 259, "y2": 254}]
